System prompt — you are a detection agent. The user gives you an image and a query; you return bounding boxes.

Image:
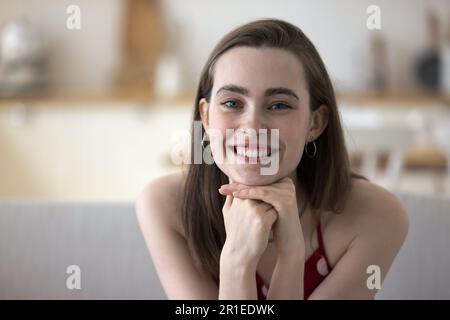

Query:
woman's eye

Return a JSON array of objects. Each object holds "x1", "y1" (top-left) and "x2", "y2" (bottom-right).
[
  {"x1": 269, "y1": 103, "x2": 291, "y2": 110},
  {"x1": 222, "y1": 100, "x2": 241, "y2": 109}
]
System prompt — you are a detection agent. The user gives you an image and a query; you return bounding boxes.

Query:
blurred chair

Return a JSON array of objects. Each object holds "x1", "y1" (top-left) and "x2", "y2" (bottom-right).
[
  {"x1": 342, "y1": 107, "x2": 416, "y2": 190},
  {"x1": 430, "y1": 114, "x2": 450, "y2": 188}
]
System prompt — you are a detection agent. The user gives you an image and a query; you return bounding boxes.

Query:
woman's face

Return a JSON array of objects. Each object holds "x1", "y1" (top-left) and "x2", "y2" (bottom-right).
[{"x1": 200, "y1": 47, "x2": 317, "y2": 186}]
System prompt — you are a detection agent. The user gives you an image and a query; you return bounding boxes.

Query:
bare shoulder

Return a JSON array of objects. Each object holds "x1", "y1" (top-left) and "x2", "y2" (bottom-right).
[
  {"x1": 345, "y1": 178, "x2": 410, "y2": 235},
  {"x1": 135, "y1": 170, "x2": 187, "y2": 236},
  {"x1": 322, "y1": 178, "x2": 410, "y2": 267},
  {"x1": 308, "y1": 179, "x2": 411, "y2": 298}
]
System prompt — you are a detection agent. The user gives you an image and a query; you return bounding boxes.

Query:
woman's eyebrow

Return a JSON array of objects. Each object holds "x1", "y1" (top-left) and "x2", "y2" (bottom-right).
[
  {"x1": 265, "y1": 87, "x2": 299, "y2": 100},
  {"x1": 215, "y1": 84, "x2": 299, "y2": 100},
  {"x1": 216, "y1": 84, "x2": 249, "y2": 96}
]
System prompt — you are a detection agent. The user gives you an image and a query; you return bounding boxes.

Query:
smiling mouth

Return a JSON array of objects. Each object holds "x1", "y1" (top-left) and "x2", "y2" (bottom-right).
[
  {"x1": 228, "y1": 145, "x2": 278, "y2": 163},
  {"x1": 234, "y1": 146, "x2": 271, "y2": 157}
]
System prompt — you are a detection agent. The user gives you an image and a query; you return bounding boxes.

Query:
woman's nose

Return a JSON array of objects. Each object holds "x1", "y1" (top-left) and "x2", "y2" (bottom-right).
[{"x1": 240, "y1": 108, "x2": 269, "y2": 131}]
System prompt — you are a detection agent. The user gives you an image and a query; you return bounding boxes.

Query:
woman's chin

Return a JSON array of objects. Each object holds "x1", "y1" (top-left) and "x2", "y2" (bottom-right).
[{"x1": 228, "y1": 170, "x2": 281, "y2": 186}]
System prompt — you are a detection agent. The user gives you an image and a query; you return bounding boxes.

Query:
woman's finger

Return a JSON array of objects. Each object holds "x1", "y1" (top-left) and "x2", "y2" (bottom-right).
[
  {"x1": 221, "y1": 178, "x2": 293, "y2": 193},
  {"x1": 232, "y1": 186, "x2": 286, "y2": 213},
  {"x1": 223, "y1": 194, "x2": 233, "y2": 209},
  {"x1": 264, "y1": 207, "x2": 278, "y2": 242},
  {"x1": 218, "y1": 184, "x2": 249, "y2": 196}
]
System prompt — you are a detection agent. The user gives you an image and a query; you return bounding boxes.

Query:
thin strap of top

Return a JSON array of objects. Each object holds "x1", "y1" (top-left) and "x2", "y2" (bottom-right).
[{"x1": 315, "y1": 220, "x2": 332, "y2": 271}]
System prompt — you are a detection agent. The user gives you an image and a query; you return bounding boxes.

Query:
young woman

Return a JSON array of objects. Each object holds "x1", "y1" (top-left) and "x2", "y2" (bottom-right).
[{"x1": 136, "y1": 19, "x2": 409, "y2": 300}]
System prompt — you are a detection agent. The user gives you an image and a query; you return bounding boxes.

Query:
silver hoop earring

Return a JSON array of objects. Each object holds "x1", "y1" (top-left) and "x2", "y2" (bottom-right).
[
  {"x1": 201, "y1": 134, "x2": 209, "y2": 149},
  {"x1": 305, "y1": 140, "x2": 317, "y2": 158}
]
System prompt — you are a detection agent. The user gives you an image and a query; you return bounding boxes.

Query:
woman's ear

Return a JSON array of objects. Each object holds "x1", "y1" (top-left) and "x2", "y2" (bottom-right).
[
  {"x1": 308, "y1": 105, "x2": 329, "y2": 140},
  {"x1": 199, "y1": 98, "x2": 210, "y2": 132}
]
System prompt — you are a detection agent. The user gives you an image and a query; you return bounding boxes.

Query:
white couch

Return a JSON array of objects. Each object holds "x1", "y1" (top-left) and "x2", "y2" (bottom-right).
[
  {"x1": 0, "y1": 192, "x2": 449, "y2": 299},
  {"x1": 0, "y1": 201, "x2": 165, "y2": 299}
]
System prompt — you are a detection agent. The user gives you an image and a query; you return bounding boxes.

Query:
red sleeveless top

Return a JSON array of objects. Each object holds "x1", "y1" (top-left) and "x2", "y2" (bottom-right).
[{"x1": 255, "y1": 221, "x2": 332, "y2": 299}]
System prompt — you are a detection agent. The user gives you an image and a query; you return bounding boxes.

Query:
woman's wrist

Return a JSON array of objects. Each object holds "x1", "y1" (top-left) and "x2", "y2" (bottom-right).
[
  {"x1": 219, "y1": 245, "x2": 258, "y2": 300},
  {"x1": 220, "y1": 242, "x2": 259, "y2": 271},
  {"x1": 277, "y1": 245, "x2": 305, "y2": 265},
  {"x1": 219, "y1": 258, "x2": 256, "y2": 283}
]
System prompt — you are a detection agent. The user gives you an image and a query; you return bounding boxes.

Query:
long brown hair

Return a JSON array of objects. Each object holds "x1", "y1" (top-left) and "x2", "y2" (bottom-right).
[{"x1": 181, "y1": 18, "x2": 366, "y2": 283}]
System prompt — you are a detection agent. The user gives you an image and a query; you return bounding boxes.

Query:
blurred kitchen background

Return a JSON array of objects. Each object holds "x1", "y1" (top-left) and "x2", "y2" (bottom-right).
[{"x1": 1, "y1": 0, "x2": 450, "y2": 201}]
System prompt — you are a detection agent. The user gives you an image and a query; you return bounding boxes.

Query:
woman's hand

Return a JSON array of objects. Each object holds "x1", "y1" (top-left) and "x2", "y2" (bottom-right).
[
  {"x1": 219, "y1": 177, "x2": 305, "y2": 259},
  {"x1": 219, "y1": 191, "x2": 278, "y2": 269}
]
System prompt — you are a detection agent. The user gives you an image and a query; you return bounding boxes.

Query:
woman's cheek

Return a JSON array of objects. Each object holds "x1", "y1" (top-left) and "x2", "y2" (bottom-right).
[
  {"x1": 208, "y1": 128, "x2": 227, "y2": 161},
  {"x1": 283, "y1": 136, "x2": 304, "y2": 163}
]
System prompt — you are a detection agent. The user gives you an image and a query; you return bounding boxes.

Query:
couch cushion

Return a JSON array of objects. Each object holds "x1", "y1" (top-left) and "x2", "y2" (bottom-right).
[
  {"x1": 1, "y1": 191, "x2": 449, "y2": 299},
  {"x1": 376, "y1": 192, "x2": 450, "y2": 299},
  {"x1": 0, "y1": 200, "x2": 165, "y2": 299}
]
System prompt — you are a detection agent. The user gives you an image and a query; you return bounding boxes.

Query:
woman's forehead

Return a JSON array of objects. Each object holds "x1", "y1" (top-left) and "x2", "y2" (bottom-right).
[{"x1": 212, "y1": 47, "x2": 306, "y2": 95}]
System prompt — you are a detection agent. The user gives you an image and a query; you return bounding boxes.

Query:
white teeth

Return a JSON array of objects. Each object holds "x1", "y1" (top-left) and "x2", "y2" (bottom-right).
[{"x1": 235, "y1": 147, "x2": 271, "y2": 158}]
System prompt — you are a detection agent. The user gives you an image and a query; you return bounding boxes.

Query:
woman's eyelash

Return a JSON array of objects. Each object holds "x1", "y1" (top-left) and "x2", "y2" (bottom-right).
[
  {"x1": 269, "y1": 103, "x2": 291, "y2": 110},
  {"x1": 221, "y1": 100, "x2": 241, "y2": 109},
  {"x1": 220, "y1": 100, "x2": 292, "y2": 110}
]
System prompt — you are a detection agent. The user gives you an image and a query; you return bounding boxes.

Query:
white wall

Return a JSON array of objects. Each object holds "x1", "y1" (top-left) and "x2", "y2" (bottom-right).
[
  {"x1": 161, "y1": 0, "x2": 450, "y2": 92},
  {"x1": 0, "y1": 0, "x2": 124, "y2": 92},
  {"x1": 1, "y1": 0, "x2": 449, "y2": 93},
  {"x1": 0, "y1": 101, "x2": 192, "y2": 201}
]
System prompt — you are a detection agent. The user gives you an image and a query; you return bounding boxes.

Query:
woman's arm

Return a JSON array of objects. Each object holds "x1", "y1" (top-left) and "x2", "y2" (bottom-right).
[
  {"x1": 220, "y1": 178, "x2": 409, "y2": 300},
  {"x1": 136, "y1": 174, "x2": 270, "y2": 300},
  {"x1": 220, "y1": 178, "x2": 307, "y2": 299},
  {"x1": 218, "y1": 195, "x2": 278, "y2": 300},
  {"x1": 219, "y1": 245, "x2": 258, "y2": 300},
  {"x1": 266, "y1": 252, "x2": 305, "y2": 299},
  {"x1": 136, "y1": 175, "x2": 219, "y2": 299}
]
